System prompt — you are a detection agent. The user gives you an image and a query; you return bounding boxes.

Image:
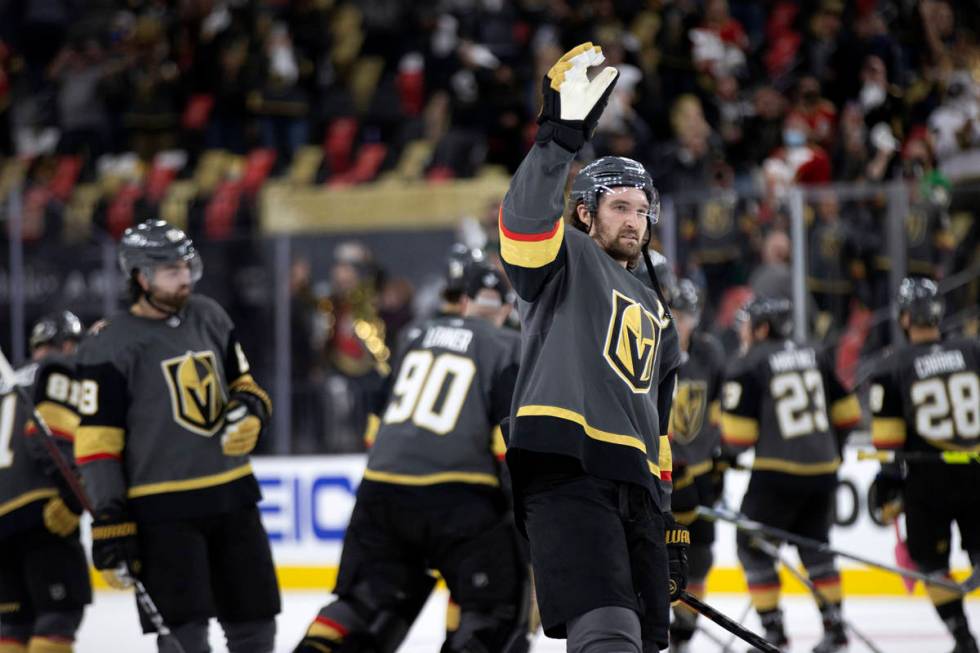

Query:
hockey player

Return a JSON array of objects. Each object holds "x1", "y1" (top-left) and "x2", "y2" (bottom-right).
[
  {"x1": 498, "y1": 43, "x2": 688, "y2": 652},
  {"x1": 0, "y1": 311, "x2": 91, "y2": 653},
  {"x1": 294, "y1": 263, "x2": 529, "y2": 653},
  {"x1": 74, "y1": 220, "x2": 280, "y2": 653},
  {"x1": 666, "y1": 280, "x2": 727, "y2": 652},
  {"x1": 720, "y1": 297, "x2": 861, "y2": 652},
  {"x1": 869, "y1": 278, "x2": 980, "y2": 653}
]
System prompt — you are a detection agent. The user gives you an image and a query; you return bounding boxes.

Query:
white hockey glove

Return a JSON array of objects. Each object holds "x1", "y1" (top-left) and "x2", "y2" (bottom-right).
[
  {"x1": 220, "y1": 401, "x2": 262, "y2": 456},
  {"x1": 536, "y1": 42, "x2": 619, "y2": 152}
]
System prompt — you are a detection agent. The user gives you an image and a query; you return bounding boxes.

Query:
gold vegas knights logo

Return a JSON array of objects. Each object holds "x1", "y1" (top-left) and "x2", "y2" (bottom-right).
[
  {"x1": 603, "y1": 290, "x2": 669, "y2": 393},
  {"x1": 671, "y1": 381, "x2": 708, "y2": 445},
  {"x1": 161, "y1": 350, "x2": 226, "y2": 436}
]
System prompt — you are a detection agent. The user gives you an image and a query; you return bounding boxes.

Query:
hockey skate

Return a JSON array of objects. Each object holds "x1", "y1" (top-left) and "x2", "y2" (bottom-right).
[
  {"x1": 812, "y1": 621, "x2": 848, "y2": 653},
  {"x1": 750, "y1": 611, "x2": 788, "y2": 653},
  {"x1": 950, "y1": 627, "x2": 980, "y2": 653}
]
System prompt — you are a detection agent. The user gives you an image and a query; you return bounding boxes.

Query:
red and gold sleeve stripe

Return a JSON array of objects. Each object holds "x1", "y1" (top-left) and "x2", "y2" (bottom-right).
[
  {"x1": 708, "y1": 400, "x2": 721, "y2": 426},
  {"x1": 658, "y1": 435, "x2": 672, "y2": 482},
  {"x1": 871, "y1": 417, "x2": 907, "y2": 449},
  {"x1": 307, "y1": 615, "x2": 347, "y2": 642},
  {"x1": 721, "y1": 413, "x2": 759, "y2": 446},
  {"x1": 75, "y1": 426, "x2": 125, "y2": 464},
  {"x1": 830, "y1": 394, "x2": 861, "y2": 429},
  {"x1": 27, "y1": 401, "x2": 79, "y2": 441},
  {"x1": 498, "y1": 208, "x2": 565, "y2": 269},
  {"x1": 363, "y1": 414, "x2": 380, "y2": 449},
  {"x1": 491, "y1": 425, "x2": 506, "y2": 461}
]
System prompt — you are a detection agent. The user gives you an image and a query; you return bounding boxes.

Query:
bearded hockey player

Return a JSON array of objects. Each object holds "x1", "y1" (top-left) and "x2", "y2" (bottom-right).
[
  {"x1": 869, "y1": 278, "x2": 980, "y2": 653},
  {"x1": 720, "y1": 297, "x2": 861, "y2": 652},
  {"x1": 0, "y1": 312, "x2": 90, "y2": 653},
  {"x1": 665, "y1": 280, "x2": 727, "y2": 653},
  {"x1": 294, "y1": 262, "x2": 529, "y2": 653},
  {"x1": 498, "y1": 42, "x2": 687, "y2": 652},
  {"x1": 74, "y1": 220, "x2": 280, "y2": 653}
]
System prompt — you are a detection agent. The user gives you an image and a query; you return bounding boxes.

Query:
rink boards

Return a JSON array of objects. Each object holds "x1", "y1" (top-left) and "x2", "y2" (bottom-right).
[{"x1": 88, "y1": 448, "x2": 975, "y2": 595}]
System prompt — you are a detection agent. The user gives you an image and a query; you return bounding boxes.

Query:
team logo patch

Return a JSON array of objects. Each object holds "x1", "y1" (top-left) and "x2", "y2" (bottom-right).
[
  {"x1": 603, "y1": 289, "x2": 668, "y2": 393},
  {"x1": 161, "y1": 350, "x2": 226, "y2": 436},
  {"x1": 671, "y1": 381, "x2": 708, "y2": 444}
]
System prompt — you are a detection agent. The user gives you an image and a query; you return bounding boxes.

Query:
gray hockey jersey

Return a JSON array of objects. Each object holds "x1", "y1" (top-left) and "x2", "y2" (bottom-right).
[
  {"x1": 499, "y1": 141, "x2": 682, "y2": 506},
  {"x1": 0, "y1": 354, "x2": 79, "y2": 537},
  {"x1": 364, "y1": 314, "x2": 519, "y2": 488},
  {"x1": 74, "y1": 295, "x2": 267, "y2": 522}
]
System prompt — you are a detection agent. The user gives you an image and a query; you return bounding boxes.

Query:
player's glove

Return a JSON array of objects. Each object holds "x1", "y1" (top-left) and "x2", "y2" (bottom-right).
[
  {"x1": 536, "y1": 42, "x2": 619, "y2": 153},
  {"x1": 43, "y1": 495, "x2": 81, "y2": 537},
  {"x1": 709, "y1": 446, "x2": 738, "y2": 504},
  {"x1": 91, "y1": 513, "x2": 140, "y2": 589},
  {"x1": 869, "y1": 467, "x2": 904, "y2": 524},
  {"x1": 665, "y1": 515, "x2": 690, "y2": 602},
  {"x1": 220, "y1": 393, "x2": 266, "y2": 456}
]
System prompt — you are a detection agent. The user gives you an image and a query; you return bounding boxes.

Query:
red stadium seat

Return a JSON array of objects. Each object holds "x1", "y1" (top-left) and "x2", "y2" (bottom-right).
[
  {"x1": 397, "y1": 68, "x2": 424, "y2": 117},
  {"x1": 145, "y1": 163, "x2": 178, "y2": 203},
  {"x1": 205, "y1": 180, "x2": 244, "y2": 240},
  {"x1": 242, "y1": 148, "x2": 277, "y2": 196},
  {"x1": 182, "y1": 94, "x2": 215, "y2": 131},
  {"x1": 328, "y1": 143, "x2": 387, "y2": 186},
  {"x1": 716, "y1": 285, "x2": 754, "y2": 329},
  {"x1": 426, "y1": 165, "x2": 455, "y2": 182},
  {"x1": 323, "y1": 118, "x2": 359, "y2": 176},
  {"x1": 106, "y1": 184, "x2": 143, "y2": 240},
  {"x1": 49, "y1": 156, "x2": 83, "y2": 202}
]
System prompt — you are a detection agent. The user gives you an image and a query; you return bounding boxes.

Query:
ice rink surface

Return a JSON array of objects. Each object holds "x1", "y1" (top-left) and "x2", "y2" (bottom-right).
[{"x1": 77, "y1": 589, "x2": 980, "y2": 652}]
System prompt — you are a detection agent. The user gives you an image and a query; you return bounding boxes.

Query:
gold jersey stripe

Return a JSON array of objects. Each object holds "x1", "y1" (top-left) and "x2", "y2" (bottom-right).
[
  {"x1": 688, "y1": 459, "x2": 714, "y2": 478},
  {"x1": 75, "y1": 426, "x2": 125, "y2": 458},
  {"x1": 498, "y1": 214, "x2": 565, "y2": 269},
  {"x1": 871, "y1": 417, "x2": 907, "y2": 447},
  {"x1": 127, "y1": 463, "x2": 254, "y2": 498},
  {"x1": 35, "y1": 401, "x2": 80, "y2": 438},
  {"x1": 752, "y1": 457, "x2": 842, "y2": 475},
  {"x1": 720, "y1": 413, "x2": 759, "y2": 445},
  {"x1": 362, "y1": 468, "x2": 500, "y2": 487},
  {"x1": 830, "y1": 394, "x2": 861, "y2": 427},
  {"x1": 363, "y1": 413, "x2": 380, "y2": 448},
  {"x1": 708, "y1": 400, "x2": 721, "y2": 426},
  {"x1": 515, "y1": 404, "x2": 662, "y2": 476},
  {"x1": 0, "y1": 488, "x2": 57, "y2": 518},
  {"x1": 491, "y1": 425, "x2": 506, "y2": 458},
  {"x1": 658, "y1": 435, "x2": 672, "y2": 475}
]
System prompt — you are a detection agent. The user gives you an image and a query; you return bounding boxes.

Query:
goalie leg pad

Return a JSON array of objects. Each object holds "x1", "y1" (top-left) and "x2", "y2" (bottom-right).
[
  {"x1": 31, "y1": 611, "x2": 82, "y2": 643},
  {"x1": 160, "y1": 620, "x2": 209, "y2": 653},
  {"x1": 220, "y1": 618, "x2": 276, "y2": 653}
]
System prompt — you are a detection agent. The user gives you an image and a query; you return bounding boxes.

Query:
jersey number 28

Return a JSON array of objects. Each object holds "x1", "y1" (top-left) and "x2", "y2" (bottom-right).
[
  {"x1": 383, "y1": 351, "x2": 476, "y2": 435},
  {"x1": 910, "y1": 372, "x2": 980, "y2": 440}
]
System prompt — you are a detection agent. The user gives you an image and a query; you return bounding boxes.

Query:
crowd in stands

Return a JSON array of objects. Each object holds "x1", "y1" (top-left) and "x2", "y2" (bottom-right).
[{"x1": 1, "y1": 0, "x2": 978, "y2": 450}]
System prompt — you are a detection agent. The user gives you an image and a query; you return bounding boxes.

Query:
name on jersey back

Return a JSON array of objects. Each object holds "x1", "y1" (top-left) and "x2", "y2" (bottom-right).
[
  {"x1": 422, "y1": 326, "x2": 473, "y2": 353},
  {"x1": 913, "y1": 349, "x2": 966, "y2": 379},
  {"x1": 768, "y1": 348, "x2": 817, "y2": 373}
]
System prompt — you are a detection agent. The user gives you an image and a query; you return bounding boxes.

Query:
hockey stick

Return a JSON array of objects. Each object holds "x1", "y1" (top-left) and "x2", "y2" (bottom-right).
[
  {"x1": 858, "y1": 450, "x2": 980, "y2": 464},
  {"x1": 718, "y1": 600, "x2": 753, "y2": 653},
  {"x1": 749, "y1": 536, "x2": 884, "y2": 653},
  {"x1": 699, "y1": 505, "x2": 965, "y2": 592},
  {"x1": 678, "y1": 592, "x2": 781, "y2": 653},
  {"x1": 0, "y1": 347, "x2": 186, "y2": 653}
]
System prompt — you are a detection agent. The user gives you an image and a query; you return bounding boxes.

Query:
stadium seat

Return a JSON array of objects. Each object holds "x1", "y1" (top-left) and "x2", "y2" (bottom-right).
[
  {"x1": 49, "y1": 156, "x2": 83, "y2": 202},
  {"x1": 182, "y1": 94, "x2": 215, "y2": 131},
  {"x1": 328, "y1": 143, "x2": 388, "y2": 186},
  {"x1": 242, "y1": 148, "x2": 277, "y2": 196},
  {"x1": 323, "y1": 118, "x2": 358, "y2": 176},
  {"x1": 426, "y1": 165, "x2": 455, "y2": 182},
  {"x1": 205, "y1": 180, "x2": 243, "y2": 240},
  {"x1": 145, "y1": 162, "x2": 178, "y2": 203},
  {"x1": 106, "y1": 183, "x2": 144, "y2": 240},
  {"x1": 289, "y1": 146, "x2": 324, "y2": 185}
]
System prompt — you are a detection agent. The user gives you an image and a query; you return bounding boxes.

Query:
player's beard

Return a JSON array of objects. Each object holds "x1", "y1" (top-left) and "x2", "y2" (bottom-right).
[
  {"x1": 593, "y1": 217, "x2": 644, "y2": 267},
  {"x1": 149, "y1": 284, "x2": 192, "y2": 313}
]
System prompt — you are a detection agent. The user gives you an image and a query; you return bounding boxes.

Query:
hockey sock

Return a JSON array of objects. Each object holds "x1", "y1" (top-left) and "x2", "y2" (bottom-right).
[
  {"x1": 936, "y1": 599, "x2": 971, "y2": 638},
  {"x1": 26, "y1": 636, "x2": 72, "y2": 653}
]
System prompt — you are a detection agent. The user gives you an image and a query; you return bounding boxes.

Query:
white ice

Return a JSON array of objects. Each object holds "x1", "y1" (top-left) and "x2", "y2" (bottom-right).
[{"x1": 77, "y1": 589, "x2": 980, "y2": 652}]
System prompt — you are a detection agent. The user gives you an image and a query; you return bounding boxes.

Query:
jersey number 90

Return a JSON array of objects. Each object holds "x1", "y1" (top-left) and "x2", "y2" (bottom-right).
[{"x1": 383, "y1": 351, "x2": 476, "y2": 436}]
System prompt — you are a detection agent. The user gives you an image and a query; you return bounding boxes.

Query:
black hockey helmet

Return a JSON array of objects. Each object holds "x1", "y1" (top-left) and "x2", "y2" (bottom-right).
[
  {"x1": 444, "y1": 243, "x2": 484, "y2": 299},
  {"x1": 571, "y1": 156, "x2": 660, "y2": 225},
  {"x1": 671, "y1": 278, "x2": 702, "y2": 317},
  {"x1": 744, "y1": 296, "x2": 793, "y2": 338},
  {"x1": 896, "y1": 277, "x2": 943, "y2": 327},
  {"x1": 464, "y1": 262, "x2": 508, "y2": 306},
  {"x1": 29, "y1": 310, "x2": 83, "y2": 351},
  {"x1": 118, "y1": 219, "x2": 202, "y2": 283}
]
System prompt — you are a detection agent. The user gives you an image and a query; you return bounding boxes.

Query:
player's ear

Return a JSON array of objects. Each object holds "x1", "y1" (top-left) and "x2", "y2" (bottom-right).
[
  {"x1": 899, "y1": 312, "x2": 910, "y2": 331},
  {"x1": 136, "y1": 270, "x2": 151, "y2": 292},
  {"x1": 575, "y1": 203, "x2": 593, "y2": 233}
]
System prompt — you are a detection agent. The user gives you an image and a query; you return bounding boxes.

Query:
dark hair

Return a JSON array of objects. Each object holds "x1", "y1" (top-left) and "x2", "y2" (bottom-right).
[{"x1": 128, "y1": 271, "x2": 144, "y2": 304}]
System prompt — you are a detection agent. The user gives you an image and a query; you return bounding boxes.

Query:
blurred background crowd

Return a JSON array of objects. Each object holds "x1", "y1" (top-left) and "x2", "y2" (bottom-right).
[{"x1": 0, "y1": 0, "x2": 978, "y2": 452}]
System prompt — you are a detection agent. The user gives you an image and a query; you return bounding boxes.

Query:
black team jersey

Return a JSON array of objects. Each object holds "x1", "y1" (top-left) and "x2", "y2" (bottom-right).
[
  {"x1": 74, "y1": 295, "x2": 271, "y2": 523},
  {"x1": 0, "y1": 354, "x2": 79, "y2": 538},
  {"x1": 720, "y1": 339, "x2": 861, "y2": 475},
  {"x1": 869, "y1": 337, "x2": 980, "y2": 453},
  {"x1": 670, "y1": 332, "x2": 726, "y2": 479},
  {"x1": 498, "y1": 141, "x2": 682, "y2": 509},
  {"x1": 362, "y1": 314, "x2": 519, "y2": 489}
]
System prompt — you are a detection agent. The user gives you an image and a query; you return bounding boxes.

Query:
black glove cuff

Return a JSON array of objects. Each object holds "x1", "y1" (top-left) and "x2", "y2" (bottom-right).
[
  {"x1": 535, "y1": 119, "x2": 586, "y2": 153},
  {"x1": 229, "y1": 391, "x2": 269, "y2": 425}
]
